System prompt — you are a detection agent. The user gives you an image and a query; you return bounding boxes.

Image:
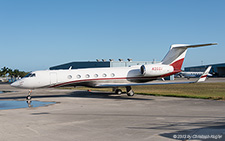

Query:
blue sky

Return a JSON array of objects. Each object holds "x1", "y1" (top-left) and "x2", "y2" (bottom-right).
[{"x1": 0, "y1": 0, "x2": 224, "y2": 71}]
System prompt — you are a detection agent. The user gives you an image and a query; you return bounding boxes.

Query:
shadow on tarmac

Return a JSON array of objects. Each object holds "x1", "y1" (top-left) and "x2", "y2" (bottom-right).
[
  {"x1": 0, "y1": 90, "x2": 153, "y2": 101},
  {"x1": 160, "y1": 120, "x2": 225, "y2": 140},
  {"x1": 128, "y1": 118, "x2": 225, "y2": 140}
]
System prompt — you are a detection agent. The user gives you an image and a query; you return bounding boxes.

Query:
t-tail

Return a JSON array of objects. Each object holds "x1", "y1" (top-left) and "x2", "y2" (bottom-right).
[{"x1": 161, "y1": 43, "x2": 217, "y2": 73}]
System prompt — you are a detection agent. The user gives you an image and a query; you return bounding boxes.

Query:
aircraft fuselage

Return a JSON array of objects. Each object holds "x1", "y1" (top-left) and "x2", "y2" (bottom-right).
[{"x1": 11, "y1": 64, "x2": 175, "y2": 89}]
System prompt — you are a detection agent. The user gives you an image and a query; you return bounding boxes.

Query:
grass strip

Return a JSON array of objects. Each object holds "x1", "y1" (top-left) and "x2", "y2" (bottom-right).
[{"x1": 60, "y1": 82, "x2": 225, "y2": 100}]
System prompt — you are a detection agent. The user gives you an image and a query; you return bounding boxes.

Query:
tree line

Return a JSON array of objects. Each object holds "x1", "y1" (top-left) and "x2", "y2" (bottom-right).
[{"x1": 0, "y1": 67, "x2": 29, "y2": 78}]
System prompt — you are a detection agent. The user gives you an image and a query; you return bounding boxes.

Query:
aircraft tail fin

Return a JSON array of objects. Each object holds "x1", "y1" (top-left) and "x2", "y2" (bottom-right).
[
  {"x1": 161, "y1": 43, "x2": 217, "y2": 71},
  {"x1": 196, "y1": 66, "x2": 212, "y2": 83}
]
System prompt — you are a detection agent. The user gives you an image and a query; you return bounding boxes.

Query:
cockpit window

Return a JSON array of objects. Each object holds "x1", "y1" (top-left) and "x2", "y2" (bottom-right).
[
  {"x1": 24, "y1": 73, "x2": 32, "y2": 78},
  {"x1": 23, "y1": 73, "x2": 36, "y2": 78},
  {"x1": 30, "y1": 73, "x2": 36, "y2": 77}
]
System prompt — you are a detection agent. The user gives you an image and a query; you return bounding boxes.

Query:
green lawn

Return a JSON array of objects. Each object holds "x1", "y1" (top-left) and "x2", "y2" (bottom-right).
[{"x1": 133, "y1": 83, "x2": 225, "y2": 100}]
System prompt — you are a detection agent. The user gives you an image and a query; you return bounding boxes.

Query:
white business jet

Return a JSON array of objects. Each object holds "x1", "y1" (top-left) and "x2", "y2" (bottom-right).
[
  {"x1": 178, "y1": 71, "x2": 213, "y2": 79},
  {"x1": 11, "y1": 43, "x2": 216, "y2": 99}
]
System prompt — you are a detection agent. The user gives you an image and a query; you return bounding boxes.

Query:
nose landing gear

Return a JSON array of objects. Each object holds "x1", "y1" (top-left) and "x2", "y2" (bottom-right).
[{"x1": 26, "y1": 90, "x2": 32, "y2": 100}]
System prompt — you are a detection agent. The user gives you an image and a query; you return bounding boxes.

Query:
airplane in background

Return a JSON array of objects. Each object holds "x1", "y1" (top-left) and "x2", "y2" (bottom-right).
[
  {"x1": 178, "y1": 71, "x2": 213, "y2": 79},
  {"x1": 11, "y1": 43, "x2": 216, "y2": 99}
]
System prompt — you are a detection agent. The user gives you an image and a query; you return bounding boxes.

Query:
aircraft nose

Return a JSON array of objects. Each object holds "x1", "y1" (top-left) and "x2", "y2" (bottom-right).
[
  {"x1": 11, "y1": 81, "x2": 21, "y2": 88},
  {"x1": 11, "y1": 81, "x2": 18, "y2": 87}
]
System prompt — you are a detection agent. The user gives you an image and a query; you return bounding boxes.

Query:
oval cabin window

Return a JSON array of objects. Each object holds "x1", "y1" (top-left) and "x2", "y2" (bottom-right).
[
  {"x1": 77, "y1": 75, "x2": 81, "y2": 79},
  {"x1": 86, "y1": 74, "x2": 90, "y2": 78},
  {"x1": 111, "y1": 73, "x2": 115, "y2": 77},
  {"x1": 68, "y1": 75, "x2": 72, "y2": 79}
]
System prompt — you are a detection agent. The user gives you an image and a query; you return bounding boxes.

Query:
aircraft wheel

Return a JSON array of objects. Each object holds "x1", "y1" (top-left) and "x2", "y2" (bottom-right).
[
  {"x1": 115, "y1": 89, "x2": 122, "y2": 95},
  {"x1": 127, "y1": 90, "x2": 134, "y2": 96},
  {"x1": 126, "y1": 86, "x2": 134, "y2": 96},
  {"x1": 26, "y1": 95, "x2": 31, "y2": 100}
]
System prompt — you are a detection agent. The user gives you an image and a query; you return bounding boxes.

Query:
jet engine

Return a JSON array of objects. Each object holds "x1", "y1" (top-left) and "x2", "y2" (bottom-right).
[{"x1": 140, "y1": 64, "x2": 174, "y2": 76}]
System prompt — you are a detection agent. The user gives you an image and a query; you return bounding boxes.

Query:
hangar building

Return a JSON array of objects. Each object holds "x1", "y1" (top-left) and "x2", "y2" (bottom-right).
[
  {"x1": 184, "y1": 63, "x2": 225, "y2": 77},
  {"x1": 50, "y1": 60, "x2": 157, "y2": 70}
]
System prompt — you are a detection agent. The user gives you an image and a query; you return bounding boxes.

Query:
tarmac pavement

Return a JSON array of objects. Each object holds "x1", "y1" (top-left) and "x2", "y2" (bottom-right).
[{"x1": 0, "y1": 83, "x2": 225, "y2": 141}]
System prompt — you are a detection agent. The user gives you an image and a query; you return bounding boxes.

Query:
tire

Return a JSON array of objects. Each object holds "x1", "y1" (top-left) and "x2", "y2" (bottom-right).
[
  {"x1": 127, "y1": 90, "x2": 134, "y2": 96},
  {"x1": 26, "y1": 96, "x2": 31, "y2": 100},
  {"x1": 115, "y1": 89, "x2": 122, "y2": 95}
]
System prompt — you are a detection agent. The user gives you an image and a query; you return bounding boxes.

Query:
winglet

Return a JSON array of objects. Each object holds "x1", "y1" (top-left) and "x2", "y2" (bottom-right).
[{"x1": 196, "y1": 66, "x2": 212, "y2": 83}]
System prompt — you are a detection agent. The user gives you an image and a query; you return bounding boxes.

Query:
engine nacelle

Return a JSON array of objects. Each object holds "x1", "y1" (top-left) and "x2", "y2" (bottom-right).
[{"x1": 140, "y1": 64, "x2": 174, "y2": 77}]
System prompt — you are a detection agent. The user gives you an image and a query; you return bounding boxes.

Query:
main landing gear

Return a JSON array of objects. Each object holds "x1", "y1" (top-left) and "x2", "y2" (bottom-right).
[
  {"x1": 113, "y1": 86, "x2": 135, "y2": 96},
  {"x1": 126, "y1": 86, "x2": 134, "y2": 96}
]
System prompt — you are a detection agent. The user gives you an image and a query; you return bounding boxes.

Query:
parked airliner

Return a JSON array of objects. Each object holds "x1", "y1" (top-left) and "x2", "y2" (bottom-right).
[{"x1": 11, "y1": 43, "x2": 216, "y2": 98}]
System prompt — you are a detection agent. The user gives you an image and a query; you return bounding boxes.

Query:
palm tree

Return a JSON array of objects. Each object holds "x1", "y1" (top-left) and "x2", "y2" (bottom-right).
[
  {"x1": 7, "y1": 69, "x2": 14, "y2": 82},
  {"x1": 1, "y1": 67, "x2": 8, "y2": 77},
  {"x1": 0, "y1": 70, "x2": 3, "y2": 77},
  {"x1": 0, "y1": 67, "x2": 29, "y2": 81},
  {"x1": 8, "y1": 69, "x2": 13, "y2": 77},
  {"x1": 13, "y1": 69, "x2": 20, "y2": 78},
  {"x1": 19, "y1": 71, "x2": 29, "y2": 78}
]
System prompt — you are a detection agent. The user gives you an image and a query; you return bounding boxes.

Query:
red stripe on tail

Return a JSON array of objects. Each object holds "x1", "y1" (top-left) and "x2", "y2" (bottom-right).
[{"x1": 170, "y1": 58, "x2": 184, "y2": 71}]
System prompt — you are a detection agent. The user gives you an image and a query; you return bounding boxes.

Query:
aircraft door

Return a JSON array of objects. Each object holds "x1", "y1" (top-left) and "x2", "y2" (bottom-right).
[{"x1": 50, "y1": 72, "x2": 57, "y2": 85}]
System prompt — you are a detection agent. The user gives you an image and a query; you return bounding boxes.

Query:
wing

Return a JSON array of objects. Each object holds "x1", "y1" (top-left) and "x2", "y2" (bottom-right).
[{"x1": 95, "y1": 66, "x2": 212, "y2": 88}]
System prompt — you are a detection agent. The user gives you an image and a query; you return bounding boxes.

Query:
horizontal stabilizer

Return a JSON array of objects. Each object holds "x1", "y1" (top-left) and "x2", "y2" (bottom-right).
[
  {"x1": 196, "y1": 66, "x2": 212, "y2": 83},
  {"x1": 171, "y1": 43, "x2": 217, "y2": 49}
]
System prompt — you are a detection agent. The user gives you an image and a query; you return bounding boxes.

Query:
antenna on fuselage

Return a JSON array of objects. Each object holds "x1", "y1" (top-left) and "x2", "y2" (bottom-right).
[{"x1": 69, "y1": 66, "x2": 72, "y2": 70}]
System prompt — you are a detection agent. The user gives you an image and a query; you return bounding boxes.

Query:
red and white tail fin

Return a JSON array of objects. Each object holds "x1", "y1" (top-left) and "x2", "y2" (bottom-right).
[
  {"x1": 196, "y1": 66, "x2": 212, "y2": 83},
  {"x1": 161, "y1": 43, "x2": 217, "y2": 72}
]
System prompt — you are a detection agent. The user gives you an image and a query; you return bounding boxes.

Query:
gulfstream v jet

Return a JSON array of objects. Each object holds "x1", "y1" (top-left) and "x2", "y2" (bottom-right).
[{"x1": 11, "y1": 43, "x2": 216, "y2": 98}]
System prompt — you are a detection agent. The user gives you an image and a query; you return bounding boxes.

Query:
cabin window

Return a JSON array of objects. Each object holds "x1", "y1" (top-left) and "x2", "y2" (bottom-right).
[
  {"x1": 77, "y1": 75, "x2": 81, "y2": 79},
  {"x1": 102, "y1": 73, "x2": 107, "y2": 77},
  {"x1": 85, "y1": 74, "x2": 90, "y2": 78},
  {"x1": 94, "y1": 74, "x2": 98, "y2": 78},
  {"x1": 111, "y1": 73, "x2": 115, "y2": 77},
  {"x1": 68, "y1": 75, "x2": 72, "y2": 79}
]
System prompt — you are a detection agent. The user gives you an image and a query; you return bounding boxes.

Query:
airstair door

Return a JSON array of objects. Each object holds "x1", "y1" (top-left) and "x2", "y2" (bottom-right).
[{"x1": 50, "y1": 72, "x2": 57, "y2": 85}]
